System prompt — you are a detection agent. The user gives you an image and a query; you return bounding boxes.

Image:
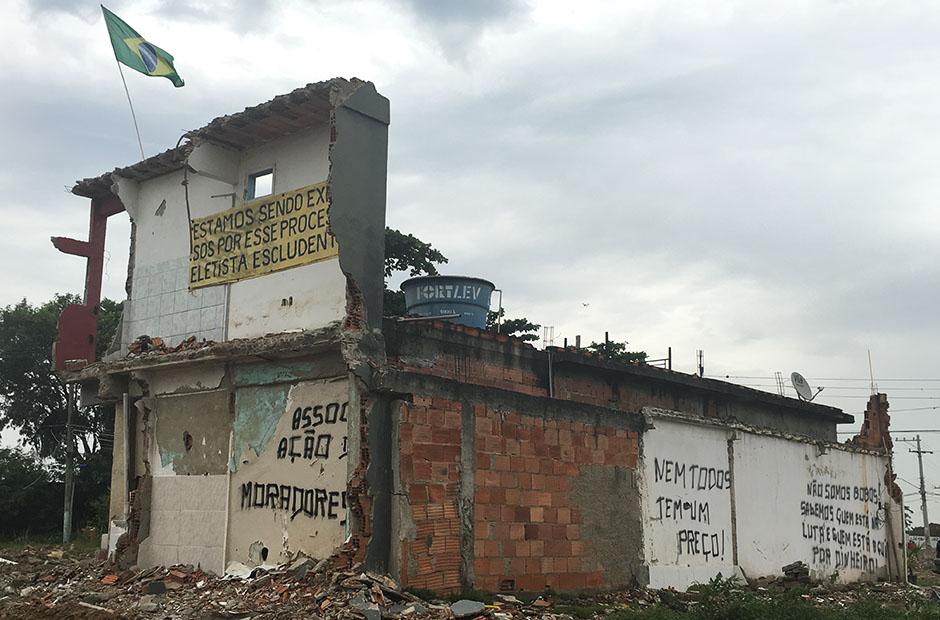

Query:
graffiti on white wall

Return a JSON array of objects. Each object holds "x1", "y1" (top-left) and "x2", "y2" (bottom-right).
[
  {"x1": 229, "y1": 378, "x2": 350, "y2": 563},
  {"x1": 278, "y1": 401, "x2": 349, "y2": 462},
  {"x1": 653, "y1": 457, "x2": 732, "y2": 562},
  {"x1": 237, "y1": 395, "x2": 349, "y2": 523},
  {"x1": 641, "y1": 413, "x2": 900, "y2": 590},
  {"x1": 732, "y1": 432, "x2": 896, "y2": 583},
  {"x1": 642, "y1": 420, "x2": 734, "y2": 569},
  {"x1": 800, "y1": 471, "x2": 887, "y2": 573}
]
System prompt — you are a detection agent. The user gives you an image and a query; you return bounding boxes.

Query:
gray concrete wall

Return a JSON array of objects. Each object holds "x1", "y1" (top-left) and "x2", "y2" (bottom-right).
[{"x1": 330, "y1": 82, "x2": 390, "y2": 328}]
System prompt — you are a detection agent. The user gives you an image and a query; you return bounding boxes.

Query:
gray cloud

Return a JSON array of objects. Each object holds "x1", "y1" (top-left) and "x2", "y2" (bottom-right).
[
  {"x1": 27, "y1": 0, "x2": 100, "y2": 20},
  {"x1": 394, "y1": 0, "x2": 530, "y2": 61},
  {"x1": 7, "y1": 0, "x2": 940, "y2": 504},
  {"x1": 152, "y1": 0, "x2": 278, "y2": 34}
]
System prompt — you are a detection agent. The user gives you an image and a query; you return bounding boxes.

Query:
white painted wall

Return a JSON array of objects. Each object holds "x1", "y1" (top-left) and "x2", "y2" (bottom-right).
[
  {"x1": 640, "y1": 418, "x2": 738, "y2": 589},
  {"x1": 734, "y1": 433, "x2": 900, "y2": 582},
  {"x1": 640, "y1": 413, "x2": 902, "y2": 590},
  {"x1": 114, "y1": 170, "x2": 230, "y2": 349},
  {"x1": 113, "y1": 124, "x2": 345, "y2": 350},
  {"x1": 226, "y1": 126, "x2": 345, "y2": 339},
  {"x1": 228, "y1": 378, "x2": 350, "y2": 566}
]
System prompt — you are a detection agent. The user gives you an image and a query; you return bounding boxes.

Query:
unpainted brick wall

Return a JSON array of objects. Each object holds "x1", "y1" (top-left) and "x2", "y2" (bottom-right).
[
  {"x1": 552, "y1": 369, "x2": 707, "y2": 417},
  {"x1": 389, "y1": 323, "x2": 547, "y2": 397},
  {"x1": 387, "y1": 323, "x2": 700, "y2": 417},
  {"x1": 399, "y1": 395, "x2": 463, "y2": 591},
  {"x1": 472, "y1": 404, "x2": 638, "y2": 592},
  {"x1": 398, "y1": 392, "x2": 639, "y2": 593}
]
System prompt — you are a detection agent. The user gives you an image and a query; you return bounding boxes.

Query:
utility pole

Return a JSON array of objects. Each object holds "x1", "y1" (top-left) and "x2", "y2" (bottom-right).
[
  {"x1": 910, "y1": 435, "x2": 933, "y2": 550},
  {"x1": 62, "y1": 384, "x2": 75, "y2": 543}
]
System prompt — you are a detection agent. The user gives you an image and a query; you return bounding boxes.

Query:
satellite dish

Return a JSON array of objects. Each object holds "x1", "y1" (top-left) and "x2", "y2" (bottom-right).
[{"x1": 791, "y1": 371, "x2": 823, "y2": 401}]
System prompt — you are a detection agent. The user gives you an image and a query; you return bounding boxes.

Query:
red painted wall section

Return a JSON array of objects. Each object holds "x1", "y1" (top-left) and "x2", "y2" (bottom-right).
[{"x1": 52, "y1": 194, "x2": 125, "y2": 370}]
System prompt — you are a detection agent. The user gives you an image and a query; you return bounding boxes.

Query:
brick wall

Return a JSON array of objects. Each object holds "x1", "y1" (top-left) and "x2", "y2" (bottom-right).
[
  {"x1": 385, "y1": 320, "x2": 844, "y2": 442},
  {"x1": 397, "y1": 391, "x2": 640, "y2": 593},
  {"x1": 472, "y1": 404, "x2": 638, "y2": 591},
  {"x1": 389, "y1": 322, "x2": 547, "y2": 398},
  {"x1": 399, "y1": 396, "x2": 463, "y2": 591},
  {"x1": 386, "y1": 320, "x2": 842, "y2": 592}
]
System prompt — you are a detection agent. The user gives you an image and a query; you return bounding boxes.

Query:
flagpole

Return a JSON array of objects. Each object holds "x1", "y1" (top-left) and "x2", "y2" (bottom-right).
[{"x1": 114, "y1": 59, "x2": 146, "y2": 161}]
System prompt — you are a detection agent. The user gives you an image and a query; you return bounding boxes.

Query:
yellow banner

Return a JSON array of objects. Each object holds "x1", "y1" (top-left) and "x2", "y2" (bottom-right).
[{"x1": 189, "y1": 181, "x2": 337, "y2": 289}]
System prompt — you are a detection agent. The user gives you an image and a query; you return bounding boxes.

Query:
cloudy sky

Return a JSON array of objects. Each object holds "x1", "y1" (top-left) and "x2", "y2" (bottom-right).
[{"x1": 3, "y1": 0, "x2": 940, "y2": 515}]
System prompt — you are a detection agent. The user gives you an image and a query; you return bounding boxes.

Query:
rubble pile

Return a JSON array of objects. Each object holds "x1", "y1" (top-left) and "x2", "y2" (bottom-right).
[
  {"x1": 0, "y1": 546, "x2": 935, "y2": 620},
  {"x1": 127, "y1": 335, "x2": 214, "y2": 356},
  {"x1": 745, "y1": 561, "x2": 813, "y2": 590},
  {"x1": 781, "y1": 561, "x2": 811, "y2": 583}
]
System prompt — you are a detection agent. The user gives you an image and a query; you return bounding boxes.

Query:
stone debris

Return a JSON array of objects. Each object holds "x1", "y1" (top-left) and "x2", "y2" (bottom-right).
[
  {"x1": 145, "y1": 580, "x2": 166, "y2": 595},
  {"x1": 450, "y1": 599, "x2": 486, "y2": 617},
  {"x1": 746, "y1": 561, "x2": 819, "y2": 590},
  {"x1": 0, "y1": 545, "x2": 937, "y2": 620},
  {"x1": 127, "y1": 334, "x2": 214, "y2": 356},
  {"x1": 781, "y1": 560, "x2": 810, "y2": 581}
]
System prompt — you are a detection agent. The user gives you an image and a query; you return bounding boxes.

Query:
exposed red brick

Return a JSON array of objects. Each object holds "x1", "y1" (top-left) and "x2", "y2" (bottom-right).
[{"x1": 409, "y1": 485, "x2": 428, "y2": 503}]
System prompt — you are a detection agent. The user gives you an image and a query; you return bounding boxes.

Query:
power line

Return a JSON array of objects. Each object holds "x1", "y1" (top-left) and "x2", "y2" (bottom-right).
[
  {"x1": 892, "y1": 406, "x2": 940, "y2": 413},
  {"x1": 920, "y1": 456, "x2": 940, "y2": 479},
  {"x1": 837, "y1": 429, "x2": 940, "y2": 434},
  {"x1": 711, "y1": 376, "x2": 940, "y2": 382},
  {"x1": 732, "y1": 384, "x2": 940, "y2": 392},
  {"x1": 904, "y1": 435, "x2": 933, "y2": 548}
]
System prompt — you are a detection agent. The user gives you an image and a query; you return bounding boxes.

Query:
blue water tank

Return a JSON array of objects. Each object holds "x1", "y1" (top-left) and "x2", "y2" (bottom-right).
[{"x1": 400, "y1": 276, "x2": 495, "y2": 329}]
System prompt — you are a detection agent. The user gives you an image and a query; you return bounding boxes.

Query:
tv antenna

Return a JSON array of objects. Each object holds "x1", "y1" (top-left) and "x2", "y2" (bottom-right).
[{"x1": 790, "y1": 371, "x2": 824, "y2": 402}]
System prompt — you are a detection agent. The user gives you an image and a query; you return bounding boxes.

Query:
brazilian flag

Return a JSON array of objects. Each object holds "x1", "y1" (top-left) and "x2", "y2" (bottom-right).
[{"x1": 101, "y1": 5, "x2": 184, "y2": 87}]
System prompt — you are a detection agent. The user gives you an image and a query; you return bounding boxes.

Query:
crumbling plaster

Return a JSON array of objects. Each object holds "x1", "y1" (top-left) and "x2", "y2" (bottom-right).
[
  {"x1": 228, "y1": 378, "x2": 352, "y2": 566},
  {"x1": 69, "y1": 79, "x2": 393, "y2": 578},
  {"x1": 150, "y1": 390, "x2": 230, "y2": 476}
]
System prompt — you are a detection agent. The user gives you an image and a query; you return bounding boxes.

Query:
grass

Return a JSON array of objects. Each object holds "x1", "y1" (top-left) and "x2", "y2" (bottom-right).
[
  {"x1": 620, "y1": 596, "x2": 940, "y2": 619},
  {"x1": 553, "y1": 604, "x2": 614, "y2": 618},
  {"x1": 550, "y1": 595, "x2": 940, "y2": 620},
  {"x1": 0, "y1": 532, "x2": 63, "y2": 550},
  {"x1": 401, "y1": 574, "x2": 940, "y2": 620},
  {"x1": 0, "y1": 531, "x2": 101, "y2": 556},
  {"x1": 549, "y1": 575, "x2": 940, "y2": 620}
]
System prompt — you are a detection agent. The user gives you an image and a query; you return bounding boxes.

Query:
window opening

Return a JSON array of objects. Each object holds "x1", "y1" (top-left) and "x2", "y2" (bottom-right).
[{"x1": 247, "y1": 169, "x2": 273, "y2": 200}]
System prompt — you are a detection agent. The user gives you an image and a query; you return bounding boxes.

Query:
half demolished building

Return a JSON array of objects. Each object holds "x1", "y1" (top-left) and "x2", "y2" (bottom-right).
[{"x1": 57, "y1": 78, "x2": 905, "y2": 592}]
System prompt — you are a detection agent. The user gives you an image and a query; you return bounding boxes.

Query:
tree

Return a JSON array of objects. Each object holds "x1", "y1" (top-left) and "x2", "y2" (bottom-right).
[
  {"x1": 384, "y1": 227, "x2": 449, "y2": 317},
  {"x1": 0, "y1": 447, "x2": 62, "y2": 537},
  {"x1": 0, "y1": 295, "x2": 120, "y2": 458},
  {"x1": 486, "y1": 309, "x2": 540, "y2": 342},
  {"x1": 0, "y1": 295, "x2": 121, "y2": 537},
  {"x1": 584, "y1": 339, "x2": 647, "y2": 363},
  {"x1": 384, "y1": 228, "x2": 449, "y2": 279},
  {"x1": 383, "y1": 229, "x2": 543, "y2": 339}
]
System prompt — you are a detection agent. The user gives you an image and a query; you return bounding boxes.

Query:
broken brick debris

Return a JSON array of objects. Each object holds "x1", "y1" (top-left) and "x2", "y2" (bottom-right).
[
  {"x1": 0, "y1": 545, "x2": 935, "y2": 619},
  {"x1": 127, "y1": 334, "x2": 213, "y2": 357}
]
